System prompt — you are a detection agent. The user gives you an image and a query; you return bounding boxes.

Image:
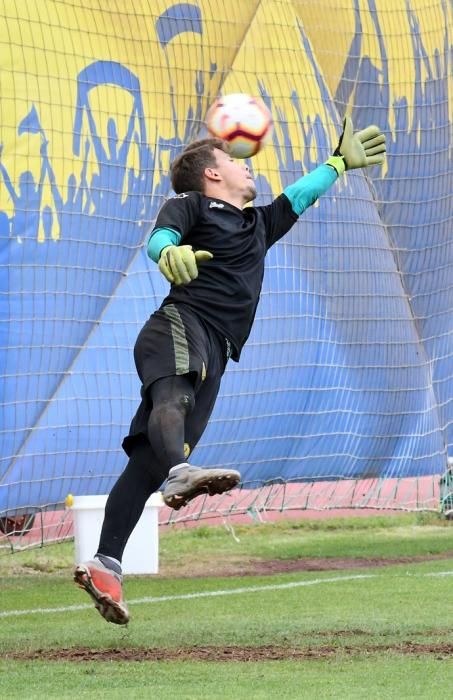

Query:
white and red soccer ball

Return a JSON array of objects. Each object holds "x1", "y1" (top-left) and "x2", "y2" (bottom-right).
[{"x1": 206, "y1": 93, "x2": 273, "y2": 158}]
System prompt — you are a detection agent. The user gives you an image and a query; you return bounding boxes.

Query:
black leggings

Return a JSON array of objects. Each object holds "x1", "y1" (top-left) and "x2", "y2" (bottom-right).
[
  {"x1": 147, "y1": 374, "x2": 195, "y2": 468},
  {"x1": 97, "y1": 375, "x2": 194, "y2": 562}
]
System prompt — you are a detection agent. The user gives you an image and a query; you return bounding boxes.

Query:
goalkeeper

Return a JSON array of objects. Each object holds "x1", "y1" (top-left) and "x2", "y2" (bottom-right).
[{"x1": 74, "y1": 117, "x2": 386, "y2": 624}]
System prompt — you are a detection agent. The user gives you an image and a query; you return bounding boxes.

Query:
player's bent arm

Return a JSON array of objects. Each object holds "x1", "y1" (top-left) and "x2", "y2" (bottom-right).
[
  {"x1": 283, "y1": 162, "x2": 340, "y2": 217},
  {"x1": 148, "y1": 226, "x2": 213, "y2": 286},
  {"x1": 147, "y1": 227, "x2": 181, "y2": 262}
]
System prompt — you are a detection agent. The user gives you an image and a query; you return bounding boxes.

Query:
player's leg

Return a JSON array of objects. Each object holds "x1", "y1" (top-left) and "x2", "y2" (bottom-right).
[
  {"x1": 74, "y1": 439, "x2": 165, "y2": 625},
  {"x1": 146, "y1": 374, "x2": 195, "y2": 469},
  {"x1": 131, "y1": 303, "x2": 239, "y2": 510},
  {"x1": 97, "y1": 438, "x2": 167, "y2": 561},
  {"x1": 161, "y1": 329, "x2": 241, "y2": 510}
]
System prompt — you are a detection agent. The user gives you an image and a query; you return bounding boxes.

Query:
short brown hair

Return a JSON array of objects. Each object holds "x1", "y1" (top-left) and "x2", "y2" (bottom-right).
[{"x1": 170, "y1": 138, "x2": 230, "y2": 194}]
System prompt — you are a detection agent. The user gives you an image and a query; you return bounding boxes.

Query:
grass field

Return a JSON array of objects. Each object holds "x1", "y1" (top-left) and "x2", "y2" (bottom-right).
[{"x1": 1, "y1": 512, "x2": 453, "y2": 699}]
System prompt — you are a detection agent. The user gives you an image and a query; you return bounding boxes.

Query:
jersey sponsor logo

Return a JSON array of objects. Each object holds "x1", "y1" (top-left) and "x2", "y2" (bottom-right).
[
  {"x1": 173, "y1": 193, "x2": 189, "y2": 199},
  {"x1": 209, "y1": 201, "x2": 224, "y2": 209}
]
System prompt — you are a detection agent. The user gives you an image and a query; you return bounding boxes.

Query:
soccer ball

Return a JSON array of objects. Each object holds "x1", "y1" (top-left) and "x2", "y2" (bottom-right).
[{"x1": 205, "y1": 93, "x2": 273, "y2": 158}]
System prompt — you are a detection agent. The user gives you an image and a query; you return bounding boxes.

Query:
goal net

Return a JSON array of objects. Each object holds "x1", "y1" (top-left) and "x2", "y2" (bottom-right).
[{"x1": 1, "y1": 0, "x2": 452, "y2": 548}]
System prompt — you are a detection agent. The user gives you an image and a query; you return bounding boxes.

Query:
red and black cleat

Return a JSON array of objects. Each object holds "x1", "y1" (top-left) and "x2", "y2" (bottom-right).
[{"x1": 74, "y1": 559, "x2": 129, "y2": 625}]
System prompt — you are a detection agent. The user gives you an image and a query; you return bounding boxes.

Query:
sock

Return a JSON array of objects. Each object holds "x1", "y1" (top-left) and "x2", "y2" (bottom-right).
[{"x1": 95, "y1": 553, "x2": 122, "y2": 576}]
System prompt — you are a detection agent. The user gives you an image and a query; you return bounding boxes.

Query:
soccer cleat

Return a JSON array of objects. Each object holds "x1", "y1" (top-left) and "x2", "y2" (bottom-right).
[
  {"x1": 163, "y1": 463, "x2": 241, "y2": 510},
  {"x1": 74, "y1": 558, "x2": 129, "y2": 625}
]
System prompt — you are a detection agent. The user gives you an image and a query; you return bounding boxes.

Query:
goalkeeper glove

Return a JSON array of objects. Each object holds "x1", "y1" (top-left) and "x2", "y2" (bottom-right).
[
  {"x1": 326, "y1": 116, "x2": 386, "y2": 175},
  {"x1": 158, "y1": 244, "x2": 213, "y2": 285}
]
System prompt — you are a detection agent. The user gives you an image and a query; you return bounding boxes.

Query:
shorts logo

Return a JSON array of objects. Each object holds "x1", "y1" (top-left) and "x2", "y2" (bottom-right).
[
  {"x1": 201, "y1": 362, "x2": 207, "y2": 381},
  {"x1": 209, "y1": 201, "x2": 224, "y2": 209}
]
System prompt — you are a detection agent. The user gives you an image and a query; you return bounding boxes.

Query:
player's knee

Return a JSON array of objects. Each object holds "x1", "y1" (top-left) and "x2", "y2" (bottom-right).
[
  {"x1": 153, "y1": 391, "x2": 194, "y2": 420},
  {"x1": 178, "y1": 391, "x2": 195, "y2": 415}
]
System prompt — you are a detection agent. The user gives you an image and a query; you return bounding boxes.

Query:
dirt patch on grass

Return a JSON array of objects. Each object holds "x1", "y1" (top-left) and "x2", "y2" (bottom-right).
[
  {"x1": 9, "y1": 640, "x2": 453, "y2": 662},
  {"x1": 159, "y1": 552, "x2": 453, "y2": 578}
]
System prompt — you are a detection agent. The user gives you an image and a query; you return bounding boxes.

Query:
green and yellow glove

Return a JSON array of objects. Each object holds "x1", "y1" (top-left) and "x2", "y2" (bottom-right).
[
  {"x1": 326, "y1": 116, "x2": 386, "y2": 175},
  {"x1": 158, "y1": 244, "x2": 213, "y2": 285}
]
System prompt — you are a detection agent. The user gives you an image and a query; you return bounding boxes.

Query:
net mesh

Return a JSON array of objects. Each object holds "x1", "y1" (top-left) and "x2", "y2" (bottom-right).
[{"x1": 1, "y1": 0, "x2": 452, "y2": 549}]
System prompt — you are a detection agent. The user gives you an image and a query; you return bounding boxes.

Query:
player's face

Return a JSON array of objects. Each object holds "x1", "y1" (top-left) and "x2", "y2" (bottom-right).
[{"x1": 213, "y1": 149, "x2": 257, "y2": 202}]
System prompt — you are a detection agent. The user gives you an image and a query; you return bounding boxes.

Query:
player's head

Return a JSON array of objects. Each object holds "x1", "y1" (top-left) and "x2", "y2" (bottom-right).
[
  {"x1": 170, "y1": 138, "x2": 227, "y2": 194},
  {"x1": 170, "y1": 138, "x2": 256, "y2": 204}
]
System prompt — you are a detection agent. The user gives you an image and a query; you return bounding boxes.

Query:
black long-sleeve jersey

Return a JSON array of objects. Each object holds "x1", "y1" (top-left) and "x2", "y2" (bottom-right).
[{"x1": 151, "y1": 191, "x2": 298, "y2": 361}]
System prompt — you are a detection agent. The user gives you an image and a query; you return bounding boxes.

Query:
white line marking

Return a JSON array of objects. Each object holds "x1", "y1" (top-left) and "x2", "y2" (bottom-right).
[
  {"x1": 2, "y1": 570, "x2": 452, "y2": 620},
  {"x1": 130, "y1": 574, "x2": 375, "y2": 606},
  {"x1": 0, "y1": 574, "x2": 374, "y2": 619}
]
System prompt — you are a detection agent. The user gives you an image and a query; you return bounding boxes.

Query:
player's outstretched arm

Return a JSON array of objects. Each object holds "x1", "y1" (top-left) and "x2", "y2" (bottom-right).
[
  {"x1": 326, "y1": 115, "x2": 386, "y2": 175},
  {"x1": 283, "y1": 116, "x2": 386, "y2": 217}
]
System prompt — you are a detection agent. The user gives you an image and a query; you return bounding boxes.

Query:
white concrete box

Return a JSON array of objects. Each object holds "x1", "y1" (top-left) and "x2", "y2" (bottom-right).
[{"x1": 71, "y1": 493, "x2": 163, "y2": 574}]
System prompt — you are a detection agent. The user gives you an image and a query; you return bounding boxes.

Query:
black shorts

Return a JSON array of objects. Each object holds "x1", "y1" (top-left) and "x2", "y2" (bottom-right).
[{"x1": 122, "y1": 303, "x2": 231, "y2": 457}]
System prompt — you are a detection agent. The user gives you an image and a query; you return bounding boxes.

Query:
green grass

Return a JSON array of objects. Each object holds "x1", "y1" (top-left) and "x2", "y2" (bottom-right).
[
  {"x1": 160, "y1": 513, "x2": 453, "y2": 565},
  {"x1": 2, "y1": 657, "x2": 453, "y2": 700},
  {"x1": 1, "y1": 514, "x2": 453, "y2": 698},
  {"x1": 2, "y1": 511, "x2": 451, "y2": 578}
]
